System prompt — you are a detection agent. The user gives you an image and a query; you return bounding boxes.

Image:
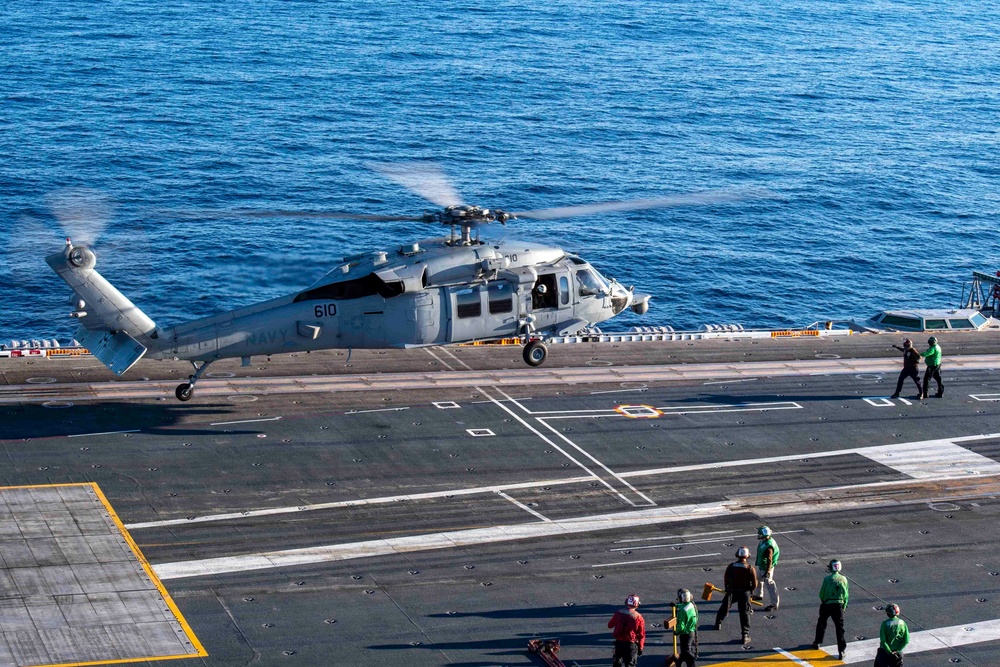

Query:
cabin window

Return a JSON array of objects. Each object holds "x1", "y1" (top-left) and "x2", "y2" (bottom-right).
[
  {"x1": 293, "y1": 273, "x2": 403, "y2": 302},
  {"x1": 559, "y1": 276, "x2": 570, "y2": 305},
  {"x1": 971, "y1": 312, "x2": 988, "y2": 327},
  {"x1": 948, "y1": 318, "x2": 975, "y2": 329},
  {"x1": 925, "y1": 319, "x2": 947, "y2": 330},
  {"x1": 878, "y1": 314, "x2": 920, "y2": 329},
  {"x1": 457, "y1": 288, "x2": 482, "y2": 318},
  {"x1": 576, "y1": 269, "x2": 602, "y2": 297},
  {"x1": 488, "y1": 282, "x2": 513, "y2": 314}
]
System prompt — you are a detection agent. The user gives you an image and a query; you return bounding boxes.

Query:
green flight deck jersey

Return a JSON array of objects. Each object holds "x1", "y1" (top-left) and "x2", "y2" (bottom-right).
[
  {"x1": 922, "y1": 342, "x2": 942, "y2": 366},
  {"x1": 880, "y1": 616, "x2": 910, "y2": 654},
  {"x1": 756, "y1": 537, "x2": 779, "y2": 569},
  {"x1": 674, "y1": 601, "x2": 698, "y2": 635},
  {"x1": 819, "y1": 572, "x2": 849, "y2": 607}
]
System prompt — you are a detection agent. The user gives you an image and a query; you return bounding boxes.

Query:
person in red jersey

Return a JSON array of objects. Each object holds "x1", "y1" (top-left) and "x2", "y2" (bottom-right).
[{"x1": 608, "y1": 593, "x2": 646, "y2": 667}]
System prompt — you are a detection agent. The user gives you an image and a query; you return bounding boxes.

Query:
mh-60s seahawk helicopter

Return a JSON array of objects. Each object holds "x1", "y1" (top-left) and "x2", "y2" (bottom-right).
[{"x1": 46, "y1": 163, "x2": 743, "y2": 401}]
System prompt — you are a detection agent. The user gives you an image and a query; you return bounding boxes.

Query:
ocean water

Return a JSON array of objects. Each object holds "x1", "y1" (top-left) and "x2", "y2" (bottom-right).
[{"x1": 3, "y1": 1, "x2": 1000, "y2": 343}]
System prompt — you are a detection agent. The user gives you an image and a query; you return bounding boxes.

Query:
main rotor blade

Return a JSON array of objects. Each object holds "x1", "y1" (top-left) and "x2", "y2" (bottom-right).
[
  {"x1": 160, "y1": 209, "x2": 425, "y2": 222},
  {"x1": 510, "y1": 190, "x2": 757, "y2": 220},
  {"x1": 234, "y1": 210, "x2": 425, "y2": 222},
  {"x1": 368, "y1": 161, "x2": 465, "y2": 208}
]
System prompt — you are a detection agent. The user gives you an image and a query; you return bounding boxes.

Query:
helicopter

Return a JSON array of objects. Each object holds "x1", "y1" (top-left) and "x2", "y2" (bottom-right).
[{"x1": 45, "y1": 163, "x2": 746, "y2": 401}]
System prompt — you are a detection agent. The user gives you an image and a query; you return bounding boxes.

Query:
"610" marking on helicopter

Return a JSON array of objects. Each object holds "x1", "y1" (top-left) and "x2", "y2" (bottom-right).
[{"x1": 314, "y1": 304, "x2": 337, "y2": 318}]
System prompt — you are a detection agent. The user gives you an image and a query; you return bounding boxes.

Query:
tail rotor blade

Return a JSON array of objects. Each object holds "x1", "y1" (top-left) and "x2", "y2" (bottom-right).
[
  {"x1": 47, "y1": 188, "x2": 113, "y2": 246},
  {"x1": 367, "y1": 161, "x2": 465, "y2": 208}
]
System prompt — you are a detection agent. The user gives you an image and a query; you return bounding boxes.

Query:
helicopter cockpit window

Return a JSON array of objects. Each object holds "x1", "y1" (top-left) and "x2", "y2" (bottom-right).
[
  {"x1": 488, "y1": 282, "x2": 513, "y2": 314},
  {"x1": 456, "y1": 288, "x2": 482, "y2": 318},
  {"x1": 559, "y1": 276, "x2": 570, "y2": 305},
  {"x1": 576, "y1": 269, "x2": 603, "y2": 297}
]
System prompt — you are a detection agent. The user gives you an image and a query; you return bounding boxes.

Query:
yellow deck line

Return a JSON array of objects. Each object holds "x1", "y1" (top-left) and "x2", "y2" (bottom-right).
[
  {"x1": 0, "y1": 482, "x2": 207, "y2": 666},
  {"x1": 703, "y1": 648, "x2": 842, "y2": 666}
]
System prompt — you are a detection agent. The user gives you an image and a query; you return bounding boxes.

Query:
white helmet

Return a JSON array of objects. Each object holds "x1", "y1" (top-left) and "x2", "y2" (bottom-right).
[
  {"x1": 677, "y1": 589, "x2": 693, "y2": 603},
  {"x1": 736, "y1": 546, "x2": 751, "y2": 559},
  {"x1": 758, "y1": 526, "x2": 772, "y2": 540},
  {"x1": 626, "y1": 594, "x2": 640, "y2": 608}
]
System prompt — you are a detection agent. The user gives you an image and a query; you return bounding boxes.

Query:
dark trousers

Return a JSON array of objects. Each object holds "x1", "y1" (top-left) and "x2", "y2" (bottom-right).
[
  {"x1": 894, "y1": 367, "x2": 920, "y2": 395},
  {"x1": 715, "y1": 590, "x2": 751, "y2": 636},
  {"x1": 874, "y1": 646, "x2": 903, "y2": 667},
  {"x1": 677, "y1": 632, "x2": 697, "y2": 666},
  {"x1": 922, "y1": 364, "x2": 943, "y2": 396},
  {"x1": 612, "y1": 639, "x2": 639, "y2": 667},
  {"x1": 814, "y1": 602, "x2": 846, "y2": 652}
]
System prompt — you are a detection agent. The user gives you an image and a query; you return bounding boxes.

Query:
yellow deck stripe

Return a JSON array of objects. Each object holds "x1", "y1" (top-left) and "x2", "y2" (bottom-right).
[
  {"x1": 0, "y1": 482, "x2": 208, "y2": 666},
  {"x1": 703, "y1": 648, "x2": 842, "y2": 666}
]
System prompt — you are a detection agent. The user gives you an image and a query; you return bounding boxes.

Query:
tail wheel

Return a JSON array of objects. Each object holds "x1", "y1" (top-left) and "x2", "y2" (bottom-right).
[
  {"x1": 522, "y1": 340, "x2": 548, "y2": 367},
  {"x1": 175, "y1": 383, "x2": 194, "y2": 401}
]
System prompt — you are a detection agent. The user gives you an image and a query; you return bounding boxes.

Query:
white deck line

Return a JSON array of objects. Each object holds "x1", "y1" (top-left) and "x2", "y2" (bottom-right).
[
  {"x1": 497, "y1": 491, "x2": 551, "y2": 522},
  {"x1": 592, "y1": 552, "x2": 721, "y2": 568},
  {"x1": 476, "y1": 386, "x2": 640, "y2": 507},
  {"x1": 153, "y1": 466, "x2": 1000, "y2": 580},
  {"x1": 822, "y1": 617, "x2": 1000, "y2": 664},
  {"x1": 127, "y1": 433, "x2": 1000, "y2": 530},
  {"x1": 496, "y1": 387, "x2": 657, "y2": 506},
  {"x1": 7, "y1": 354, "x2": 1000, "y2": 403},
  {"x1": 773, "y1": 647, "x2": 817, "y2": 667}
]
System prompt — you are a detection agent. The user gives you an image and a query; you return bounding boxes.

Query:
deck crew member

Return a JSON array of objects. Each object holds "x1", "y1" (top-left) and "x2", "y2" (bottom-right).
[
  {"x1": 753, "y1": 526, "x2": 780, "y2": 611},
  {"x1": 668, "y1": 589, "x2": 698, "y2": 667},
  {"x1": 608, "y1": 594, "x2": 646, "y2": 667},
  {"x1": 875, "y1": 604, "x2": 909, "y2": 667},
  {"x1": 919, "y1": 336, "x2": 944, "y2": 399},
  {"x1": 714, "y1": 547, "x2": 758, "y2": 645},
  {"x1": 811, "y1": 559, "x2": 849, "y2": 661},
  {"x1": 890, "y1": 339, "x2": 922, "y2": 399}
]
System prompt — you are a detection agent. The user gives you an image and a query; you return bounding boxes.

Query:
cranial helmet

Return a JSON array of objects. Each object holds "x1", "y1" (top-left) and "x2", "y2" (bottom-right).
[
  {"x1": 903, "y1": 339, "x2": 912, "y2": 348},
  {"x1": 758, "y1": 526, "x2": 772, "y2": 539},
  {"x1": 677, "y1": 589, "x2": 693, "y2": 604},
  {"x1": 626, "y1": 594, "x2": 640, "y2": 608},
  {"x1": 736, "y1": 546, "x2": 751, "y2": 559},
  {"x1": 929, "y1": 336, "x2": 938, "y2": 345},
  {"x1": 886, "y1": 603, "x2": 900, "y2": 617},
  {"x1": 828, "y1": 559, "x2": 842, "y2": 573}
]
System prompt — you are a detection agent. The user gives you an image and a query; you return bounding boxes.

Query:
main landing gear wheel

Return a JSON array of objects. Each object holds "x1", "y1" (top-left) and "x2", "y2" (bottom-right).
[
  {"x1": 523, "y1": 340, "x2": 548, "y2": 367},
  {"x1": 175, "y1": 383, "x2": 194, "y2": 401}
]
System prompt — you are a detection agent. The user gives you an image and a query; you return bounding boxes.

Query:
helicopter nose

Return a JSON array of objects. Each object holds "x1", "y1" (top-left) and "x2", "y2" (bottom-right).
[{"x1": 610, "y1": 283, "x2": 632, "y2": 315}]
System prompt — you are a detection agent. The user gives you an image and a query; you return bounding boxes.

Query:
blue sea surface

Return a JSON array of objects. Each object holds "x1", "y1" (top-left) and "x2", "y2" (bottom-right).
[{"x1": 3, "y1": 1, "x2": 1000, "y2": 342}]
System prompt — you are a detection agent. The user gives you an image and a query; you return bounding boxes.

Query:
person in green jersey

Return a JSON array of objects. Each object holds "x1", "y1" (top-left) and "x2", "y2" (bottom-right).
[
  {"x1": 919, "y1": 336, "x2": 943, "y2": 399},
  {"x1": 811, "y1": 559, "x2": 849, "y2": 660},
  {"x1": 753, "y1": 526, "x2": 780, "y2": 611},
  {"x1": 666, "y1": 589, "x2": 698, "y2": 667},
  {"x1": 874, "y1": 603, "x2": 909, "y2": 667}
]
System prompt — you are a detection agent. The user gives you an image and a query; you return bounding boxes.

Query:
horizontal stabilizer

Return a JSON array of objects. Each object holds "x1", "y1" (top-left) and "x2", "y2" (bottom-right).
[{"x1": 76, "y1": 327, "x2": 147, "y2": 376}]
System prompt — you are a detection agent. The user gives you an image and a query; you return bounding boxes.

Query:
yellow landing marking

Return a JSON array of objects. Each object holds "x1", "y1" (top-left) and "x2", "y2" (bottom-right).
[
  {"x1": 704, "y1": 648, "x2": 842, "y2": 666},
  {"x1": 0, "y1": 482, "x2": 208, "y2": 667}
]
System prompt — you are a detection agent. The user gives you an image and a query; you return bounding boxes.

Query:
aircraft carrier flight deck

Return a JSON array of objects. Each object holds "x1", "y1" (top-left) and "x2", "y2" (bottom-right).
[{"x1": 1, "y1": 332, "x2": 1000, "y2": 667}]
